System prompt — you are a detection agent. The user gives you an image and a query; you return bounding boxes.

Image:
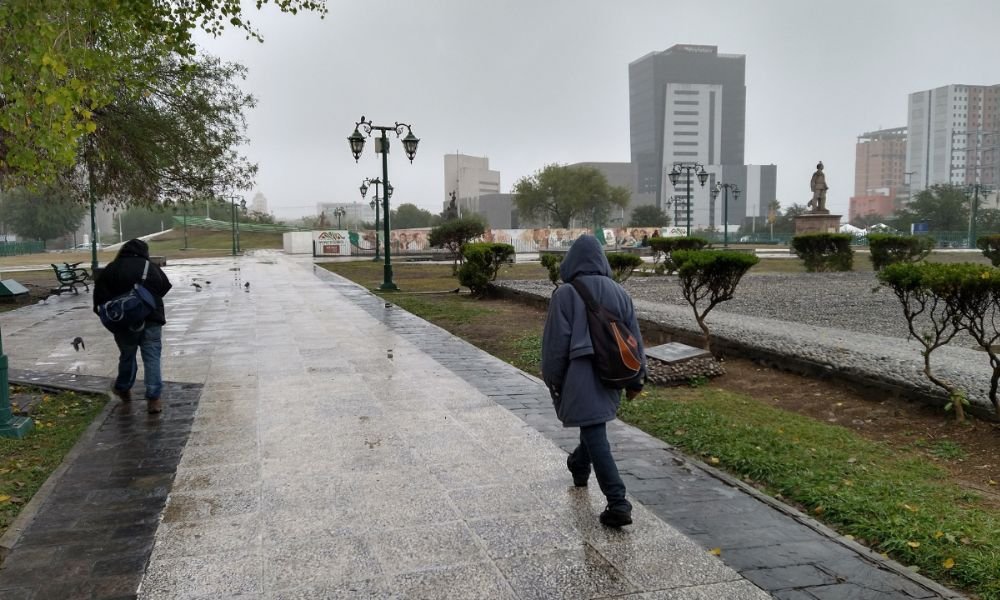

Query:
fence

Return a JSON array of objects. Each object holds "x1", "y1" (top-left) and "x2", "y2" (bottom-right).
[
  {"x1": 171, "y1": 216, "x2": 306, "y2": 233},
  {"x1": 0, "y1": 241, "x2": 45, "y2": 256}
]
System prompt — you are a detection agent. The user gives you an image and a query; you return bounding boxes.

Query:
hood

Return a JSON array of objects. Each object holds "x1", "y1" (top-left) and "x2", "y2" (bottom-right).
[
  {"x1": 118, "y1": 239, "x2": 150, "y2": 259},
  {"x1": 559, "y1": 235, "x2": 610, "y2": 283}
]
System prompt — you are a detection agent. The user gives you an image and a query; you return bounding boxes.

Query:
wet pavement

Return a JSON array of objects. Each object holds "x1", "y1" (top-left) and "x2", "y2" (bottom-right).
[{"x1": 0, "y1": 252, "x2": 966, "y2": 599}]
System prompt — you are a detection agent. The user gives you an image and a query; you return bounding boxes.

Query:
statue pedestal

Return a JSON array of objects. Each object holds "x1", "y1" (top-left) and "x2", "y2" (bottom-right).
[{"x1": 794, "y1": 212, "x2": 842, "y2": 235}]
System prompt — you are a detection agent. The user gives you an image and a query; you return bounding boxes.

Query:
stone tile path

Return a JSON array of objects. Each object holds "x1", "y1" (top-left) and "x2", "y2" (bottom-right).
[{"x1": 0, "y1": 252, "x2": 966, "y2": 599}]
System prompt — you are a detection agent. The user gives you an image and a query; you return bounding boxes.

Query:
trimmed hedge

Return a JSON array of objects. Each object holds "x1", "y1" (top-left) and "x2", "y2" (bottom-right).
[
  {"x1": 976, "y1": 234, "x2": 1000, "y2": 267},
  {"x1": 457, "y1": 242, "x2": 515, "y2": 296},
  {"x1": 540, "y1": 254, "x2": 563, "y2": 287},
  {"x1": 648, "y1": 236, "x2": 709, "y2": 275},
  {"x1": 868, "y1": 234, "x2": 934, "y2": 271},
  {"x1": 672, "y1": 249, "x2": 760, "y2": 352},
  {"x1": 791, "y1": 233, "x2": 854, "y2": 272},
  {"x1": 606, "y1": 252, "x2": 644, "y2": 283}
]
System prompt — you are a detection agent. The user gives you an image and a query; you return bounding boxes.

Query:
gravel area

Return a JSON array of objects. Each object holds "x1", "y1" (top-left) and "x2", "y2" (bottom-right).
[{"x1": 497, "y1": 275, "x2": 999, "y2": 416}]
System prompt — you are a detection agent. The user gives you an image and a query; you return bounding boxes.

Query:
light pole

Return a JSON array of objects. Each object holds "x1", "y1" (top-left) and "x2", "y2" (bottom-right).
[
  {"x1": 968, "y1": 183, "x2": 994, "y2": 248},
  {"x1": 668, "y1": 163, "x2": 709, "y2": 236},
  {"x1": 0, "y1": 181, "x2": 33, "y2": 438},
  {"x1": 333, "y1": 206, "x2": 346, "y2": 229},
  {"x1": 348, "y1": 116, "x2": 419, "y2": 291},
  {"x1": 711, "y1": 182, "x2": 741, "y2": 248},
  {"x1": 361, "y1": 178, "x2": 392, "y2": 261},
  {"x1": 230, "y1": 196, "x2": 246, "y2": 256}
]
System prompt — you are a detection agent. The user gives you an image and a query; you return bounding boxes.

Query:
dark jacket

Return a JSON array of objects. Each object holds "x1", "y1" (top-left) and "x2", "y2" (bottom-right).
[
  {"x1": 541, "y1": 235, "x2": 646, "y2": 427},
  {"x1": 93, "y1": 239, "x2": 172, "y2": 325}
]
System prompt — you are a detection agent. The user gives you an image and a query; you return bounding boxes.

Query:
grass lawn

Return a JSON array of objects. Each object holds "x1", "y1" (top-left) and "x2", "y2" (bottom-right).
[
  {"x1": 321, "y1": 258, "x2": 1000, "y2": 599},
  {"x1": 0, "y1": 387, "x2": 107, "y2": 537}
]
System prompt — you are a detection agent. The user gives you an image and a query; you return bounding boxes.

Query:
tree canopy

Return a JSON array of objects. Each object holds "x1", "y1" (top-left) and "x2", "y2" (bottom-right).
[
  {"x1": 630, "y1": 205, "x2": 670, "y2": 227},
  {"x1": 0, "y1": 186, "x2": 86, "y2": 241},
  {"x1": 0, "y1": 0, "x2": 325, "y2": 184},
  {"x1": 513, "y1": 164, "x2": 630, "y2": 229},
  {"x1": 892, "y1": 185, "x2": 969, "y2": 232},
  {"x1": 391, "y1": 203, "x2": 435, "y2": 229}
]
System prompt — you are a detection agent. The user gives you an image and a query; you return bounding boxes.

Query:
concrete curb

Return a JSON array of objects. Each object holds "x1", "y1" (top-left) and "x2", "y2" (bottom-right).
[{"x1": 0, "y1": 375, "x2": 117, "y2": 564}]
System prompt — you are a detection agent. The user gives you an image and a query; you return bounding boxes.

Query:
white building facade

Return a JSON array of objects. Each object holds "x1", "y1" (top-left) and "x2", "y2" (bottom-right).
[{"x1": 443, "y1": 154, "x2": 501, "y2": 217}]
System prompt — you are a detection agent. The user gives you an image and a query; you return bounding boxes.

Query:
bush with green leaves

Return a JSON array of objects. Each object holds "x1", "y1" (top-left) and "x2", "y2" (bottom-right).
[
  {"x1": 428, "y1": 217, "x2": 486, "y2": 273},
  {"x1": 976, "y1": 234, "x2": 1000, "y2": 267},
  {"x1": 877, "y1": 262, "x2": 1000, "y2": 421},
  {"x1": 606, "y1": 252, "x2": 644, "y2": 283},
  {"x1": 647, "y1": 236, "x2": 709, "y2": 275},
  {"x1": 791, "y1": 233, "x2": 854, "y2": 272},
  {"x1": 457, "y1": 242, "x2": 515, "y2": 297},
  {"x1": 673, "y1": 249, "x2": 759, "y2": 353},
  {"x1": 868, "y1": 234, "x2": 934, "y2": 271},
  {"x1": 540, "y1": 254, "x2": 563, "y2": 287}
]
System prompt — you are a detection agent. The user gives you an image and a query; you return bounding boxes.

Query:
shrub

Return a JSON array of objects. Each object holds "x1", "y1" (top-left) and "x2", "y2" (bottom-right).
[
  {"x1": 648, "y1": 236, "x2": 709, "y2": 275},
  {"x1": 673, "y1": 249, "x2": 759, "y2": 353},
  {"x1": 540, "y1": 254, "x2": 562, "y2": 287},
  {"x1": 791, "y1": 233, "x2": 854, "y2": 272},
  {"x1": 428, "y1": 217, "x2": 486, "y2": 274},
  {"x1": 458, "y1": 242, "x2": 515, "y2": 297},
  {"x1": 606, "y1": 252, "x2": 644, "y2": 283},
  {"x1": 868, "y1": 234, "x2": 934, "y2": 271},
  {"x1": 976, "y1": 234, "x2": 1000, "y2": 267}
]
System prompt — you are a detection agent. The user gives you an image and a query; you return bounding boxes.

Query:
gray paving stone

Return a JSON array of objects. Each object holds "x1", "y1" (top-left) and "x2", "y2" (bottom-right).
[
  {"x1": 496, "y1": 545, "x2": 637, "y2": 599},
  {"x1": 742, "y1": 564, "x2": 839, "y2": 590}
]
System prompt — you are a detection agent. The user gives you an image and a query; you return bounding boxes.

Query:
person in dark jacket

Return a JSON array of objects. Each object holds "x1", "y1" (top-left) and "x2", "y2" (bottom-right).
[
  {"x1": 542, "y1": 235, "x2": 646, "y2": 527},
  {"x1": 93, "y1": 239, "x2": 172, "y2": 413}
]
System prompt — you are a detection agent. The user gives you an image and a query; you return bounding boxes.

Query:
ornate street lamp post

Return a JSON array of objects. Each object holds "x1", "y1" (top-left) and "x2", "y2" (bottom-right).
[
  {"x1": 361, "y1": 178, "x2": 392, "y2": 261},
  {"x1": 230, "y1": 196, "x2": 246, "y2": 256},
  {"x1": 667, "y1": 163, "x2": 709, "y2": 236},
  {"x1": 0, "y1": 184, "x2": 32, "y2": 438},
  {"x1": 348, "y1": 116, "x2": 419, "y2": 291},
  {"x1": 711, "y1": 182, "x2": 741, "y2": 248},
  {"x1": 333, "y1": 207, "x2": 346, "y2": 229}
]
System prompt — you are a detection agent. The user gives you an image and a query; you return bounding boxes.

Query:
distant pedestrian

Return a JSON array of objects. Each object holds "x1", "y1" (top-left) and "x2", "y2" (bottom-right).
[
  {"x1": 93, "y1": 239, "x2": 173, "y2": 414},
  {"x1": 542, "y1": 234, "x2": 646, "y2": 527}
]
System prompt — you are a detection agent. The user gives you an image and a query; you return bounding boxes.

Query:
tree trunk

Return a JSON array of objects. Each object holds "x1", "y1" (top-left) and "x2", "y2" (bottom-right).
[{"x1": 924, "y1": 349, "x2": 964, "y2": 422}]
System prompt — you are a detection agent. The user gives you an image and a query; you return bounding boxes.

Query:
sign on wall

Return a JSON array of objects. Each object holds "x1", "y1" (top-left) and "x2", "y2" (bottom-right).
[{"x1": 313, "y1": 230, "x2": 350, "y2": 256}]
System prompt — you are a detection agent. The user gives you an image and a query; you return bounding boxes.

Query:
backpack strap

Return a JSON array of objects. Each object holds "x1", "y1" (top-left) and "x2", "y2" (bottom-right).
[
  {"x1": 569, "y1": 279, "x2": 599, "y2": 311},
  {"x1": 141, "y1": 260, "x2": 150, "y2": 283}
]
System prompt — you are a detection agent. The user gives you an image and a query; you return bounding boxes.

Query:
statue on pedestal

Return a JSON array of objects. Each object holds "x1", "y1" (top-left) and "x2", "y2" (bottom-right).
[
  {"x1": 444, "y1": 191, "x2": 459, "y2": 220},
  {"x1": 808, "y1": 161, "x2": 829, "y2": 213}
]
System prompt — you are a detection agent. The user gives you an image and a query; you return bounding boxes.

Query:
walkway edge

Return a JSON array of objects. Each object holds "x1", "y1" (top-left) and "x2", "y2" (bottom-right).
[{"x1": 0, "y1": 376, "x2": 116, "y2": 564}]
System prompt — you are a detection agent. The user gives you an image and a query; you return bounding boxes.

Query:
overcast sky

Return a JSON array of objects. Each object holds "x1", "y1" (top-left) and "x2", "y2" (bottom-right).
[{"x1": 195, "y1": 0, "x2": 1000, "y2": 220}]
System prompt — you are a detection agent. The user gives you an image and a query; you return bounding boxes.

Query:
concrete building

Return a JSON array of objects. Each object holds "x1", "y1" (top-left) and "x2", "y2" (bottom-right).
[
  {"x1": 316, "y1": 202, "x2": 375, "y2": 228},
  {"x1": 629, "y1": 44, "x2": 746, "y2": 219},
  {"x1": 849, "y1": 127, "x2": 907, "y2": 221},
  {"x1": 475, "y1": 193, "x2": 514, "y2": 229},
  {"x1": 907, "y1": 84, "x2": 1000, "y2": 193},
  {"x1": 629, "y1": 44, "x2": 774, "y2": 231},
  {"x1": 443, "y1": 154, "x2": 501, "y2": 216},
  {"x1": 250, "y1": 192, "x2": 269, "y2": 215}
]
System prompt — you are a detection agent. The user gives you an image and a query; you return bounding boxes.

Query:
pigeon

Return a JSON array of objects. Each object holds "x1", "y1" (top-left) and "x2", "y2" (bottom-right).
[
  {"x1": 191, "y1": 282, "x2": 202, "y2": 291},
  {"x1": 244, "y1": 282, "x2": 250, "y2": 291},
  {"x1": 72, "y1": 337, "x2": 85, "y2": 352},
  {"x1": 204, "y1": 281, "x2": 211, "y2": 285}
]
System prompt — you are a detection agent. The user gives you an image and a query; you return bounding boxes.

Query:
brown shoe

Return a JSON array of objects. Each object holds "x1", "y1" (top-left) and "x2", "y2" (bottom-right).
[
  {"x1": 113, "y1": 388, "x2": 132, "y2": 403},
  {"x1": 146, "y1": 398, "x2": 162, "y2": 414}
]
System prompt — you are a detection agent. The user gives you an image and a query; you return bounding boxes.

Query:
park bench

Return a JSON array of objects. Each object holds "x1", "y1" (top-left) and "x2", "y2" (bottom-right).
[{"x1": 50, "y1": 262, "x2": 91, "y2": 295}]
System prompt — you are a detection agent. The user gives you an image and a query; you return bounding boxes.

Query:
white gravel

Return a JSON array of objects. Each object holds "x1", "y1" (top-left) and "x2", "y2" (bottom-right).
[{"x1": 497, "y1": 273, "x2": 999, "y2": 417}]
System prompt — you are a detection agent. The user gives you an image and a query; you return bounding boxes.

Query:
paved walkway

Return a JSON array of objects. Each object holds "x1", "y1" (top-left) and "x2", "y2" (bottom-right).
[{"x1": 0, "y1": 252, "x2": 965, "y2": 599}]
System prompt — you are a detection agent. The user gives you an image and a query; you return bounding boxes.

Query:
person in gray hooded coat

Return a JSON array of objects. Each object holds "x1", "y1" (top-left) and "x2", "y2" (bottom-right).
[{"x1": 542, "y1": 235, "x2": 646, "y2": 527}]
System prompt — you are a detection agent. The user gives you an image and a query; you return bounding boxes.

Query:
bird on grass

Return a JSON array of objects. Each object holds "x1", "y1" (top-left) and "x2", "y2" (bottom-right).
[
  {"x1": 244, "y1": 282, "x2": 250, "y2": 292},
  {"x1": 191, "y1": 282, "x2": 202, "y2": 291},
  {"x1": 205, "y1": 281, "x2": 211, "y2": 285},
  {"x1": 71, "y1": 337, "x2": 85, "y2": 352}
]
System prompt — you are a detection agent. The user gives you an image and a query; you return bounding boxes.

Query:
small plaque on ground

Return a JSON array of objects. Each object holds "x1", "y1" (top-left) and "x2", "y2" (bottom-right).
[{"x1": 646, "y1": 342, "x2": 710, "y2": 364}]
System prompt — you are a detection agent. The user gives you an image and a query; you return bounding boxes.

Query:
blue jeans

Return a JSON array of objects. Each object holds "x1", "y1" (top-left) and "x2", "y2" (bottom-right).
[
  {"x1": 113, "y1": 324, "x2": 163, "y2": 400},
  {"x1": 568, "y1": 422, "x2": 631, "y2": 512}
]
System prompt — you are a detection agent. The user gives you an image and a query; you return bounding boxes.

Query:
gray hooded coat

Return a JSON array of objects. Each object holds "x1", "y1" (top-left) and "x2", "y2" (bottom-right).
[{"x1": 541, "y1": 235, "x2": 646, "y2": 428}]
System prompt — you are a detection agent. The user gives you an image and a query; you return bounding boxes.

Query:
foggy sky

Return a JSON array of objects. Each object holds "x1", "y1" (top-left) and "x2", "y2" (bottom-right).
[{"x1": 195, "y1": 0, "x2": 1000, "y2": 221}]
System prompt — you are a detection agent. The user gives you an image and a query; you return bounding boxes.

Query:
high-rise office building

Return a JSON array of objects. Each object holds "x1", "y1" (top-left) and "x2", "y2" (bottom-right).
[
  {"x1": 906, "y1": 84, "x2": 1000, "y2": 193},
  {"x1": 849, "y1": 127, "x2": 907, "y2": 222},
  {"x1": 443, "y1": 154, "x2": 501, "y2": 217},
  {"x1": 250, "y1": 191, "x2": 269, "y2": 215},
  {"x1": 629, "y1": 44, "x2": 748, "y2": 230}
]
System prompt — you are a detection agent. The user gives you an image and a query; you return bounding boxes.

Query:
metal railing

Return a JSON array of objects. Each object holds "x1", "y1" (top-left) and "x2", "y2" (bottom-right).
[{"x1": 0, "y1": 241, "x2": 45, "y2": 256}]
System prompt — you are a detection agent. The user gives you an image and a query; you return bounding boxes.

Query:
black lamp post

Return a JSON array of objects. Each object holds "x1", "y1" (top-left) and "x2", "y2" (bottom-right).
[
  {"x1": 348, "y1": 116, "x2": 419, "y2": 291},
  {"x1": 333, "y1": 207, "x2": 346, "y2": 229},
  {"x1": 230, "y1": 196, "x2": 246, "y2": 256},
  {"x1": 361, "y1": 178, "x2": 392, "y2": 261},
  {"x1": 711, "y1": 182, "x2": 741, "y2": 248},
  {"x1": 667, "y1": 163, "x2": 709, "y2": 236}
]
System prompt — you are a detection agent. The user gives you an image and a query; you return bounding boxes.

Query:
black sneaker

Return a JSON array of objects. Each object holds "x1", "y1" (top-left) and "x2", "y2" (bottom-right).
[
  {"x1": 112, "y1": 388, "x2": 132, "y2": 403},
  {"x1": 599, "y1": 507, "x2": 633, "y2": 528},
  {"x1": 567, "y1": 455, "x2": 589, "y2": 487}
]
